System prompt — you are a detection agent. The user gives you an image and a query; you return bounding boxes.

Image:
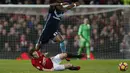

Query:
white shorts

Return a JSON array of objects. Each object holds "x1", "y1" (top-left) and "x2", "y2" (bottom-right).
[{"x1": 51, "y1": 54, "x2": 65, "y2": 71}]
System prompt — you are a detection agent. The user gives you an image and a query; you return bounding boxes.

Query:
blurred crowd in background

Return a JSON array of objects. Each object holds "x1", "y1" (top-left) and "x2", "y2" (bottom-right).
[
  {"x1": 0, "y1": 9, "x2": 126, "y2": 54},
  {"x1": 0, "y1": 0, "x2": 129, "y2": 5}
]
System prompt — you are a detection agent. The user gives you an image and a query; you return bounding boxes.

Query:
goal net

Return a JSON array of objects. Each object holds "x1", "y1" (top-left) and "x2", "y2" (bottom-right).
[{"x1": 0, "y1": 5, "x2": 130, "y2": 59}]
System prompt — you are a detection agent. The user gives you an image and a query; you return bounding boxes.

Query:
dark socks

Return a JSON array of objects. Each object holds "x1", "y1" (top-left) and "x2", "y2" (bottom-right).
[
  {"x1": 67, "y1": 53, "x2": 83, "y2": 58},
  {"x1": 68, "y1": 66, "x2": 80, "y2": 70}
]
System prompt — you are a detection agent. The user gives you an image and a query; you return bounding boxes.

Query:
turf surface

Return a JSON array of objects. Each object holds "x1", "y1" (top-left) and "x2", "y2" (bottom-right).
[{"x1": 0, "y1": 59, "x2": 130, "y2": 73}]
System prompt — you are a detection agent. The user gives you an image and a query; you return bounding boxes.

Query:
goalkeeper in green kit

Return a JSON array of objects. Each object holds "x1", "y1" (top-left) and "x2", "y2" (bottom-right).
[{"x1": 78, "y1": 18, "x2": 90, "y2": 59}]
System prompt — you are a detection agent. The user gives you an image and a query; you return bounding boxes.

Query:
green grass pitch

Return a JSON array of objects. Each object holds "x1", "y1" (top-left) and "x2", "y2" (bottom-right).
[{"x1": 0, "y1": 59, "x2": 130, "y2": 73}]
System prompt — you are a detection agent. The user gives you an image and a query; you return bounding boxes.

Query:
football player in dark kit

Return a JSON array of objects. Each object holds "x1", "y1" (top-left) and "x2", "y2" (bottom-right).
[{"x1": 35, "y1": 0, "x2": 80, "y2": 53}]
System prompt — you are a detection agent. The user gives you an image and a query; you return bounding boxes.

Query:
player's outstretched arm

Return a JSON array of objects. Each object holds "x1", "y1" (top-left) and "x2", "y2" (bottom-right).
[
  {"x1": 65, "y1": 2, "x2": 80, "y2": 11},
  {"x1": 55, "y1": 2, "x2": 80, "y2": 12},
  {"x1": 50, "y1": 2, "x2": 68, "y2": 6}
]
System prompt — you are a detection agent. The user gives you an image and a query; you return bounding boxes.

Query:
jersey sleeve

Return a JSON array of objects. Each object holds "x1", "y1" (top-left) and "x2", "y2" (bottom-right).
[{"x1": 78, "y1": 25, "x2": 82, "y2": 35}]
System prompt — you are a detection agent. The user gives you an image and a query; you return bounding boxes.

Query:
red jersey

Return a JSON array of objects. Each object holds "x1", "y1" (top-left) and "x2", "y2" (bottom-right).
[{"x1": 31, "y1": 51, "x2": 53, "y2": 71}]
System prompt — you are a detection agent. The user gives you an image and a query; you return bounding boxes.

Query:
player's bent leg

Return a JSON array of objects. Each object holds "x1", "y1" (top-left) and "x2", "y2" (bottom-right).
[
  {"x1": 52, "y1": 53, "x2": 85, "y2": 63},
  {"x1": 56, "y1": 53, "x2": 85, "y2": 59},
  {"x1": 52, "y1": 32, "x2": 69, "y2": 62},
  {"x1": 56, "y1": 53, "x2": 84, "y2": 60},
  {"x1": 53, "y1": 32, "x2": 66, "y2": 53},
  {"x1": 51, "y1": 53, "x2": 66, "y2": 65},
  {"x1": 64, "y1": 63, "x2": 73, "y2": 69},
  {"x1": 57, "y1": 53, "x2": 70, "y2": 61},
  {"x1": 55, "y1": 53, "x2": 67, "y2": 60},
  {"x1": 53, "y1": 32, "x2": 63, "y2": 42},
  {"x1": 53, "y1": 63, "x2": 80, "y2": 71},
  {"x1": 53, "y1": 64, "x2": 66, "y2": 71}
]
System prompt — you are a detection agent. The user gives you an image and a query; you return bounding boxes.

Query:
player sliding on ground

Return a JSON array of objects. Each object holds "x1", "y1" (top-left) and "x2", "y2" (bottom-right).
[
  {"x1": 29, "y1": 49, "x2": 84, "y2": 71},
  {"x1": 35, "y1": 0, "x2": 80, "y2": 53}
]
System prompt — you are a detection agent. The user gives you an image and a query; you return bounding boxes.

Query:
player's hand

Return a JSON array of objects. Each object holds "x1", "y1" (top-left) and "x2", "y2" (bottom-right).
[
  {"x1": 74, "y1": 2, "x2": 80, "y2": 6},
  {"x1": 62, "y1": 2, "x2": 69, "y2": 5}
]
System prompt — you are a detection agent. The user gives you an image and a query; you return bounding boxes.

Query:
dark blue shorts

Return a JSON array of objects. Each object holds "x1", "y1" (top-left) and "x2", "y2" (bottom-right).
[{"x1": 37, "y1": 18, "x2": 60, "y2": 44}]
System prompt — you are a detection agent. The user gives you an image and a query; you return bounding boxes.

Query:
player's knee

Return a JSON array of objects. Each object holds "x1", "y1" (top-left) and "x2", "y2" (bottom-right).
[
  {"x1": 53, "y1": 36, "x2": 64, "y2": 43},
  {"x1": 63, "y1": 53, "x2": 67, "y2": 57},
  {"x1": 59, "y1": 53, "x2": 67, "y2": 59},
  {"x1": 53, "y1": 32, "x2": 64, "y2": 43}
]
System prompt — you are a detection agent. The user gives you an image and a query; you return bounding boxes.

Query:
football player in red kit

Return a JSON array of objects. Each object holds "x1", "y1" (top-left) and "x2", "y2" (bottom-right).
[{"x1": 29, "y1": 49, "x2": 84, "y2": 71}]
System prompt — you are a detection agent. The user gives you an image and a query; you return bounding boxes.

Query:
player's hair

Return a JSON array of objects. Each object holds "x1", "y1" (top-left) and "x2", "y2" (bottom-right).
[{"x1": 28, "y1": 48, "x2": 35, "y2": 57}]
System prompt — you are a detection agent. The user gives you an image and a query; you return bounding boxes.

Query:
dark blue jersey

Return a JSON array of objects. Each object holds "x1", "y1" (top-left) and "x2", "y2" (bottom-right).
[
  {"x1": 37, "y1": 6, "x2": 64, "y2": 44},
  {"x1": 43, "y1": 6, "x2": 64, "y2": 33}
]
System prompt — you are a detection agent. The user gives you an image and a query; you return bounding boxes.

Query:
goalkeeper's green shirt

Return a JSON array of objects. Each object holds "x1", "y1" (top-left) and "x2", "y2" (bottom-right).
[{"x1": 78, "y1": 24, "x2": 90, "y2": 40}]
